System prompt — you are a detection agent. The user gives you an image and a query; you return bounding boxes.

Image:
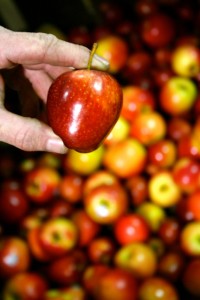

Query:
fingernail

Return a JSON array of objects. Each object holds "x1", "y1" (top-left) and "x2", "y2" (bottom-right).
[
  {"x1": 46, "y1": 138, "x2": 68, "y2": 154},
  {"x1": 92, "y1": 54, "x2": 110, "y2": 70}
]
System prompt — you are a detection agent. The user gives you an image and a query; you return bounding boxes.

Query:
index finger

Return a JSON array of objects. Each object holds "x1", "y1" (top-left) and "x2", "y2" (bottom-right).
[{"x1": 0, "y1": 26, "x2": 109, "y2": 70}]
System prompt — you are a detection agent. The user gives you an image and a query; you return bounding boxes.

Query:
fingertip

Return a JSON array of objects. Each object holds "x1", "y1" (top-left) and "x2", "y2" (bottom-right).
[
  {"x1": 92, "y1": 54, "x2": 110, "y2": 70},
  {"x1": 46, "y1": 137, "x2": 68, "y2": 154}
]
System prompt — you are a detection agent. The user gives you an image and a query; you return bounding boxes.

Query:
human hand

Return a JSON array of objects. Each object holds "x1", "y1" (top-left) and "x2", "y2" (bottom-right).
[{"x1": 0, "y1": 26, "x2": 109, "y2": 153}]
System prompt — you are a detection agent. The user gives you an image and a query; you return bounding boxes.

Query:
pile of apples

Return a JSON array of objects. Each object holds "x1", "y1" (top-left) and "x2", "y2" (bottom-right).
[{"x1": 1, "y1": 0, "x2": 200, "y2": 299}]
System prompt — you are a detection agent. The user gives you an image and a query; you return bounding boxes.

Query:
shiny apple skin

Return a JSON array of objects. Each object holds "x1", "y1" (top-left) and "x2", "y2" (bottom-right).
[{"x1": 47, "y1": 70, "x2": 123, "y2": 153}]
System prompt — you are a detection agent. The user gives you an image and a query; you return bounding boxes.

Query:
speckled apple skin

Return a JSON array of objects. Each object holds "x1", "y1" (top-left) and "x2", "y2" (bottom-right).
[{"x1": 47, "y1": 70, "x2": 123, "y2": 153}]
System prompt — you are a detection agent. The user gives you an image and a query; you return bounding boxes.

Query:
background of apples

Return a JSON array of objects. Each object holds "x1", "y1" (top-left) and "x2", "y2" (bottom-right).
[{"x1": 1, "y1": 0, "x2": 200, "y2": 299}]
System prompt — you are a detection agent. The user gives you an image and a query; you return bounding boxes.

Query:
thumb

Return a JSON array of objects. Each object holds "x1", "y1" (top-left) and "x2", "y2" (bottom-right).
[{"x1": 0, "y1": 75, "x2": 67, "y2": 153}]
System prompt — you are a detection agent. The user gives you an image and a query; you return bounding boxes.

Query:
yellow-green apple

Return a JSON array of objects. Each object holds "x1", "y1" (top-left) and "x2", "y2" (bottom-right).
[
  {"x1": 47, "y1": 44, "x2": 123, "y2": 153},
  {"x1": 148, "y1": 171, "x2": 181, "y2": 208},
  {"x1": 103, "y1": 138, "x2": 147, "y2": 178},
  {"x1": 64, "y1": 145, "x2": 104, "y2": 176},
  {"x1": 38, "y1": 217, "x2": 78, "y2": 257},
  {"x1": 103, "y1": 115, "x2": 130, "y2": 146},
  {"x1": 160, "y1": 76, "x2": 197, "y2": 115},
  {"x1": 45, "y1": 285, "x2": 86, "y2": 300},
  {"x1": 136, "y1": 202, "x2": 166, "y2": 232},
  {"x1": 171, "y1": 44, "x2": 200, "y2": 77},
  {"x1": 114, "y1": 242, "x2": 157, "y2": 279},
  {"x1": 95, "y1": 35, "x2": 129, "y2": 74},
  {"x1": 84, "y1": 182, "x2": 128, "y2": 224},
  {"x1": 180, "y1": 221, "x2": 200, "y2": 255}
]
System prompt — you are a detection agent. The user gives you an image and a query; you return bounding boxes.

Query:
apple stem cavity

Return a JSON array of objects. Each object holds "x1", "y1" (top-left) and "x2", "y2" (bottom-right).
[{"x1": 87, "y1": 43, "x2": 98, "y2": 70}]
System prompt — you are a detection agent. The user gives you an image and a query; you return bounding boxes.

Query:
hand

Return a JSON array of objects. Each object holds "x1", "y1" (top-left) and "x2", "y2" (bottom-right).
[{"x1": 0, "y1": 26, "x2": 109, "y2": 153}]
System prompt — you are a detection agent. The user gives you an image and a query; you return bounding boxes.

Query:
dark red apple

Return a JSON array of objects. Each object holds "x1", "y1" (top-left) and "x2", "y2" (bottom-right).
[{"x1": 47, "y1": 44, "x2": 123, "y2": 153}]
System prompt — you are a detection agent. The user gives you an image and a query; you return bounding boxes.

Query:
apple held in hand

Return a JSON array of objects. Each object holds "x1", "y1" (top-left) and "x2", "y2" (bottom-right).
[{"x1": 47, "y1": 44, "x2": 123, "y2": 153}]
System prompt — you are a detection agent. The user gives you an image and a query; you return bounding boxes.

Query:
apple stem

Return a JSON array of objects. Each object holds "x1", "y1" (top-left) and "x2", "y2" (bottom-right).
[{"x1": 87, "y1": 43, "x2": 98, "y2": 70}]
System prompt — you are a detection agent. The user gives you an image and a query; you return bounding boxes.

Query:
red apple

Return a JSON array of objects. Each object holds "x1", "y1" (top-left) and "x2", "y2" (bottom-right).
[
  {"x1": 46, "y1": 249, "x2": 87, "y2": 286},
  {"x1": 140, "y1": 13, "x2": 175, "y2": 48},
  {"x1": 172, "y1": 157, "x2": 200, "y2": 194},
  {"x1": 130, "y1": 110, "x2": 167, "y2": 146},
  {"x1": 3, "y1": 272, "x2": 48, "y2": 300},
  {"x1": 103, "y1": 138, "x2": 147, "y2": 178},
  {"x1": 23, "y1": 166, "x2": 61, "y2": 203},
  {"x1": 158, "y1": 251, "x2": 185, "y2": 282},
  {"x1": 182, "y1": 258, "x2": 200, "y2": 296},
  {"x1": 0, "y1": 183, "x2": 29, "y2": 224},
  {"x1": 114, "y1": 213, "x2": 150, "y2": 245},
  {"x1": 87, "y1": 236, "x2": 116, "y2": 264},
  {"x1": 167, "y1": 117, "x2": 192, "y2": 141},
  {"x1": 186, "y1": 190, "x2": 200, "y2": 220},
  {"x1": 47, "y1": 45, "x2": 123, "y2": 153},
  {"x1": 59, "y1": 173, "x2": 84, "y2": 203},
  {"x1": 67, "y1": 25, "x2": 92, "y2": 47},
  {"x1": 0, "y1": 237, "x2": 30, "y2": 278},
  {"x1": 93, "y1": 267, "x2": 138, "y2": 300},
  {"x1": 158, "y1": 218, "x2": 181, "y2": 246},
  {"x1": 83, "y1": 264, "x2": 110, "y2": 295},
  {"x1": 147, "y1": 139, "x2": 177, "y2": 169},
  {"x1": 71, "y1": 209, "x2": 100, "y2": 247},
  {"x1": 125, "y1": 175, "x2": 148, "y2": 206},
  {"x1": 122, "y1": 51, "x2": 152, "y2": 78},
  {"x1": 121, "y1": 85, "x2": 155, "y2": 123},
  {"x1": 27, "y1": 226, "x2": 53, "y2": 262}
]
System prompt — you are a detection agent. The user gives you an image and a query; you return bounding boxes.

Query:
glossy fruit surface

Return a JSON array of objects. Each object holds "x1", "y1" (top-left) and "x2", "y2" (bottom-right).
[{"x1": 47, "y1": 69, "x2": 123, "y2": 153}]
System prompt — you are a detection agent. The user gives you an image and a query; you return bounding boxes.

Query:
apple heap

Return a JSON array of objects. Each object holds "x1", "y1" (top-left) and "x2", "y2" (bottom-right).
[
  {"x1": 47, "y1": 43, "x2": 123, "y2": 153},
  {"x1": 1, "y1": 0, "x2": 200, "y2": 300}
]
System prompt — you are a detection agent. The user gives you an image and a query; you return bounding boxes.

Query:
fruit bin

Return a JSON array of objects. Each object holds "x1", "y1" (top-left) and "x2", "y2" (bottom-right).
[{"x1": 1, "y1": 0, "x2": 200, "y2": 299}]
